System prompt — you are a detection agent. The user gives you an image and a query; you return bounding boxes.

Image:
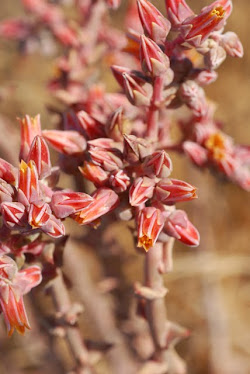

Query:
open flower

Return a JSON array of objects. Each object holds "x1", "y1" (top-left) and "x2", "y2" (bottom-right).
[{"x1": 137, "y1": 207, "x2": 165, "y2": 251}]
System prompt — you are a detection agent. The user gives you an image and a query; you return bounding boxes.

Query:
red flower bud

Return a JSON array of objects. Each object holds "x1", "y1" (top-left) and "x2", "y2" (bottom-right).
[
  {"x1": 0, "y1": 178, "x2": 14, "y2": 203},
  {"x1": 42, "y1": 130, "x2": 87, "y2": 155},
  {"x1": 137, "y1": 0, "x2": 171, "y2": 44},
  {"x1": 77, "y1": 111, "x2": 105, "y2": 139},
  {"x1": 0, "y1": 159, "x2": 17, "y2": 185},
  {"x1": 137, "y1": 207, "x2": 165, "y2": 251},
  {"x1": 28, "y1": 201, "x2": 51, "y2": 228},
  {"x1": 142, "y1": 150, "x2": 173, "y2": 178},
  {"x1": 1, "y1": 202, "x2": 27, "y2": 228},
  {"x1": 79, "y1": 162, "x2": 109, "y2": 187},
  {"x1": 19, "y1": 115, "x2": 42, "y2": 162},
  {"x1": 27, "y1": 136, "x2": 51, "y2": 179},
  {"x1": 41, "y1": 215, "x2": 65, "y2": 238},
  {"x1": 51, "y1": 191, "x2": 94, "y2": 219},
  {"x1": 164, "y1": 210, "x2": 200, "y2": 246},
  {"x1": 129, "y1": 177, "x2": 155, "y2": 207},
  {"x1": 165, "y1": 0, "x2": 194, "y2": 28},
  {"x1": 72, "y1": 188, "x2": 119, "y2": 225},
  {"x1": 155, "y1": 178, "x2": 197, "y2": 204},
  {"x1": 18, "y1": 161, "x2": 39, "y2": 206},
  {"x1": 89, "y1": 146, "x2": 123, "y2": 172}
]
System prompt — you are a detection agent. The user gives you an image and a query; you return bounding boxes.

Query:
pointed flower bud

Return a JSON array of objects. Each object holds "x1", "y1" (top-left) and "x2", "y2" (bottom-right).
[
  {"x1": 0, "y1": 158, "x2": 17, "y2": 184},
  {"x1": 109, "y1": 170, "x2": 130, "y2": 193},
  {"x1": 137, "y1": 0, "x2": 171, "y2": 44},
  {"x1": 27, "y1": 136, "x2": 51, "y2": 179},
  {"x1": 165, "y1": 0, "x2": 194, "y2": 28},
  {"x1": 51, "y1": 191, "x2": 94, "y2": 219},
  {"x1": 164, "y1": 210, "x2": 200, "y2": 246},
  {"x1": 220, "y1": 31, "x2": 244, "y2": 58},
  {"x1": 122, "y1": 72, "x2": 151, "y2": 106},
  {"x1": 41, "y1": 215, "x2": 65, "y2": 238},
  {"x1": 89, "y1": 146, "x2": 123, "y2": 172},
  {"x1": 155, "y1": 178, "x2": 197, "y2": 204},
  {"x1": 204, "y1": 44, "x2": 226, "y2": 70},
  {"x1": 140, "y1": 35, "x2": 170, "y2": 76},
  {"x1": 123, "y1": 135, "x2": 152, "y2": 164},
  {"x1": 129, "y1": 177, "x2": 155, "y2": 207},
  {"x1": 181, "y1": 1, "x2": 231, "y2": 47},
  {"x1": 76, "y1": 111, "x2": 105, "y2": 139},
  {"x1": 142, "y1": 150, "x2": 173, "y2": 178},
  {"x1": 111, "y1": 65, "x2": 148, "y2": 89},
  {"x1": 106, "y1": 108, "x2": 126, "y2": 142},
  {"x1": 0, "y1": 255, "x2": 42, "y2": 336},
  {"x1": 183, "y1": 141, "x2": 208, "y2": 166},
  {"x1": 72, "y1": 188, "x2": 119, "y2": 225},
  {"x1": 42, "y1": 130, "x2": 87, "y2": 155},
  {"x1": 1, "y1": 202, "x2": 27, "y2": 229},
  {"x1": 18, "y1": 160, "x2": 39, "y2": 205},
  {"x1": 28, "y1": 201, "x2": 51, "y2": 228},
  {"x1": 19, "y1": 115, "x2": 42, "y2": 162},
  {"x1": 79, "y1": 162, "x2": 109, "y2": 187},
  {"x1": 179, "y1": 80, "x2": 208, "y2": 118},
  {"x1": 137, "y1": 207, "x2": 165, "y2": 251}
]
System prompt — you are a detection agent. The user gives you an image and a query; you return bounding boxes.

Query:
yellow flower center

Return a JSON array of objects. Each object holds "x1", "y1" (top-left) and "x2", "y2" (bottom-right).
[
  {"x1": 205, "y1": 132, "x2": 226, "y2": 160},
  {"x1": 138, "y1": 235, "x2": 153, "y2": 252},
  {"x1": 211, "y1": 6, "x2": 225, "y2": 18}
]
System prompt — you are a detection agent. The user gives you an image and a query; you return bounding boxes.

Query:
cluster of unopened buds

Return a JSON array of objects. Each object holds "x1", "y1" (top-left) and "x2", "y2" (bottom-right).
[{"x1": 0, "y1": 0, "x2": 248, "y2": 364}]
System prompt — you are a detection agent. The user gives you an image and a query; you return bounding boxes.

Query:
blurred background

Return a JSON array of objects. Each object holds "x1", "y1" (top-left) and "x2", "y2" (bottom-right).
[{"x1": 0, "y1": 1, "x2": 249, "y2": 373}]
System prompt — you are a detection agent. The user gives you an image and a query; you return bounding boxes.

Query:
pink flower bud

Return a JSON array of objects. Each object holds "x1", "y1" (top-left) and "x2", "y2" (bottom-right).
[
  {"x1": 192, "y1": 69, "x2": 218, "y2": 86},
  {"x1": 137, "y1": 0, "x2": 171, "y2": 44},
  {"x1": 0, "y1": 179, "x2": 14, "y2": 203},
  {"x1": 0, "y1": 159, "x2": 17, "y2": 185},
  {"x1": 142, "y1": 150, "x2": 173, "y2": 178},
  {"x1": 155, "y1": 178, "x2": 197, "y2": 204},
  {"x1": 109, "y1": 170, "x2": 130, "y2": 193},
  {"x1": 89, "y1": 146, "x2": 123, "y2": 172},
  {"x1": 51, "y1": 191, "x2": 94, "y2": 219},
  {"x1": 204, "y1": 44, "x2": 226, "y2": 70},
  {"x1": 123, "y1": 134, "x2": 152, "y2": 164},
  {"x1": 137, "y1": 207, "x2": 165, "y2": 251},
  {"x1": 164, "y1": 210, "x2": 200, "y2": 246},
  {"x1": 28, "y1": 201, "x2": 51, "y2": 228},
  {"x1": 19, "y1": 115, "x2": 42, "y2": 162},
  {"x1": 77, "y1": 111, "x2": 105, "y2": 139},
  {"x1": 27, "y1": 136, "x2": 51, "y2": 179},
  {"x1": 183, "y1": 141, "x2": 208, "y2": 166},
  {"x1": 181, "y1": 1, "x2": 231, "y2": 47},
  {"x1": 72, "y1": 188, "x2": 119, "y2": 225},
  {"x1": 129, "y1": 177, "x2": 155, "y2": 207},
  {"x1": 79, "y1": 162, "x2": 109, "y2": 187},
  {"x1": 1, "y1": 202, "x2": 27, "y2": 228},
  {"x1": 42, "y1": 130, "x2": 87, "y2": 155},
  {"x1": 179, "y1": 80, "x2": 208, "y2": 118},
  {"x1": 140, "y1": 35, "x2": 170, "y2": 77},
  {"x1": 106, "y1": 108, "x2": 125, "y2": 142},
  {"x1": 220, "y1": 31, "x2": 244, "y2": 58},
  {"x1": 122, "y1": 72, "x2": 151, "y2": 106},
  {"x1": 165, "y1": 0, "x2": 194, "y2": 28},
  {"x1": 18, "y1": 161, "x2": 39, "y2": 205},
  {"x1": 41, "y1": 215, "x2": 65, "y2": 238}
]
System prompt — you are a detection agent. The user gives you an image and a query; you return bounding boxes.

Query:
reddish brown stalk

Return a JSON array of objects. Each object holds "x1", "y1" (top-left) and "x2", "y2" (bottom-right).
[{"x1": 146, "y1": 75, "x2": 165, "y2": 140}]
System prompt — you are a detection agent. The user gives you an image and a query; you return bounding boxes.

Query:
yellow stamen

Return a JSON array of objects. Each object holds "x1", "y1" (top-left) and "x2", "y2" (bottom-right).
[
  {"x1": 138, "y1": 235, "x2": 153, "y2": 252},
  {"x1": 211, "y1": 6, "x2": 225, "y2": 18},
  {"x1": 205, "y1": 132, "x2": 226, "y2": 160}
]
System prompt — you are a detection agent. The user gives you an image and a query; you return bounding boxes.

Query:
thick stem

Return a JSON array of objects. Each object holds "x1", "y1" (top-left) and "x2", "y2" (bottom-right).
[
  {"x1": 146, "y1": 75, "x2": 165, "y2": 140},
  {"x1": 49, "y1": 269, "x2": 95, "y2": 374}
]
